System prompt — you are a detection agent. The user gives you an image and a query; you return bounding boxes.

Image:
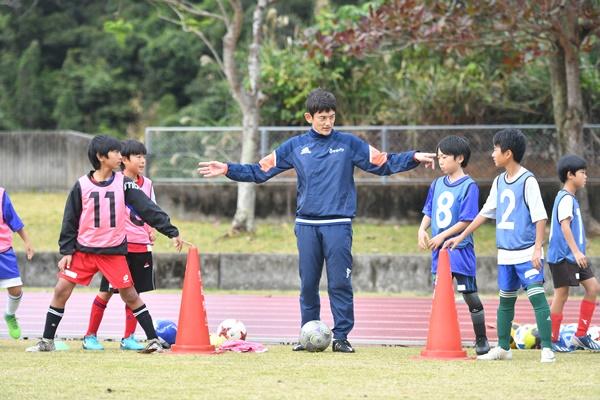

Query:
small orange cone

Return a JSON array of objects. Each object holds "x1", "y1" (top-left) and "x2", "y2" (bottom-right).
[
  {"x1": 171, "y1": 247, "x2": 215, "y2": 354},
  {"x1": 420, "y1": 248, "x2": 468, "y2": 359}
]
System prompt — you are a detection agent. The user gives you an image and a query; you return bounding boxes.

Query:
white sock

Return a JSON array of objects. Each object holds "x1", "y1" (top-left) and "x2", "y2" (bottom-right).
[{"x1": 6, "y1": 292, "x2": 22, "y2": 316}]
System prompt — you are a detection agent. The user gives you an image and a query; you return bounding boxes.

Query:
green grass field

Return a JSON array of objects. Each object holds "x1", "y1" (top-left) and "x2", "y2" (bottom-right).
[
  {"x1": 0, "y1": 340, "x2": 598, "y2": 399},
  {"x1": 10, "y1": 192, "x2": 598, "y2": 256}
]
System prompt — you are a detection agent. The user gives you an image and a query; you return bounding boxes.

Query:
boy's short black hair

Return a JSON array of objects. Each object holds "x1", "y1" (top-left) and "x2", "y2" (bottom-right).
[
  {"x1": 306, "y1": 88, "x2": 336, "y2": 116},
  {"x1": 493, "y1": 128, "x2": 526, "y2": 163},
  {"x1": 557, "y1": 154, "x2": 586, "y2": 183},
  {"x1": 437, "y1": 135, "x2": 471, "y2": 168},
  {"x1": 121, "y1": 139, "x2": 147, "y2": 158},
  {"x1": 88, "y1": 135, "x2": 122, "y2": 170}
]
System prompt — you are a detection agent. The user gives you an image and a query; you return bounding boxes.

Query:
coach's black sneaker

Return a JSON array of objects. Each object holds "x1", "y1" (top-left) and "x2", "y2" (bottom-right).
[
  {"x1": 475, "y1": 336, "x2": 490, "y2": 355},
  {"x1": 292, "y1": 343, "x2": 306, "y2": 351},
  {"x1": 332, "y1": 339, "x2": 355, "y2": 353}
]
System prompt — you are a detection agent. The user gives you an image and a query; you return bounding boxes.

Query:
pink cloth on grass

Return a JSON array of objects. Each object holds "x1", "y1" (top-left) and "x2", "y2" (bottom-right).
[{"x1": 219, "y1": 340, "x2": 268, "y2": 353}]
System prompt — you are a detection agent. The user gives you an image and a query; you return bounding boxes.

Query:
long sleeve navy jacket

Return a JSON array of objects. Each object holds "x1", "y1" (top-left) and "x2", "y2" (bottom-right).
[{"x1": 226, "y1": 129, "x2": 419, "y2": 219}]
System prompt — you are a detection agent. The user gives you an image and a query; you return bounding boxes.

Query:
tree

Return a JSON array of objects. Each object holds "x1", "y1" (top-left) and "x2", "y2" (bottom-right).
[
  {"x1": 152, "y1": 0, "x2": 272, "y2": 232},
  {"x1": 15, "y1": 40, "x2": 46, "y2": 128},
  {"x1": 313, "y1": 0, "x2": 600, "y2": 232}
]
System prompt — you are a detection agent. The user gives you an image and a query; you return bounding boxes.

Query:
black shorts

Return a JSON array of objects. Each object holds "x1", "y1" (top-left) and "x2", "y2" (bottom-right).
[
  {"x1": 432, "y1": 272, "x2": 478, "y2": 293},
  {"x1": 99, "y1": 252, "x2": 155, "y2": 293},
  {"x1": 549, "y1": 260, "x2": 595, "y2": 288}
]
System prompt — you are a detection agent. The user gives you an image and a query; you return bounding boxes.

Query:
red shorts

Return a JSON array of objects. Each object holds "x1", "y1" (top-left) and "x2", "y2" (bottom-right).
[{"x1": 59, "y1": 252, "x2": 133, "y2": 289}]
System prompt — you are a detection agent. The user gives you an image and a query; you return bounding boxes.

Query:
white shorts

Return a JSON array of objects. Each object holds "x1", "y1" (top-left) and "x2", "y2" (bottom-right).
[{"x1": 0, "y1": 277, "x2": 23, "y2": 288}]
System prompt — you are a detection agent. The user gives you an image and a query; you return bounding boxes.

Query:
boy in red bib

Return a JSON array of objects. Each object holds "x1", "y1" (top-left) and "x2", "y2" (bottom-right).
[
  {"x1": 26, "y1": 136, "x2": 182, "y2": 353},
  {"x1": 82, "y1": 140, "x2": 159, "y2": 351}
]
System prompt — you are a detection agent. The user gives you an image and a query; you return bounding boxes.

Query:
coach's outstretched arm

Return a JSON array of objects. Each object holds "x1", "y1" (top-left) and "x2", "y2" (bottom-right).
[
  {"x1": 198, "y1": 155, "x2": 291, "y2": 183},
  {"x1": 350, "y1": 138, "x2": 435, "y2": 176}
]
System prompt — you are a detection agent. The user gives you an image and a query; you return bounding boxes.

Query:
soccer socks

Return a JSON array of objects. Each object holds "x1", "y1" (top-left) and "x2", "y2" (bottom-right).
[
  {"x1": 124, "y1": 305, "x2": 137, "y2": 338},
  {"x1": 527, "y1": 284, "x2": 552, "y2": 349},
  {"x1": 576, "y1": 299, "x2": 596, "y2": 336},
  {"x1": 497, "y1": 291, "x2": 517, "y2": 350},
  {"x1": 462, "y1": 292, "x2": 487, "y2": 338},
  {"x1": 43, "y1": 306, "x2": 64, "y2": 339},
  {"x1": 132, "y1": 304, "x2": 157, "y2": 340},
  {"x1": 85, "y1": 295, "x2": 108, "y2": 336},
  {"x1": 6, "y1": 292, "x2": 22, "y2": 316},
  {"x1": 550, "y1": 313, "x2": 563, "y2": 342}
]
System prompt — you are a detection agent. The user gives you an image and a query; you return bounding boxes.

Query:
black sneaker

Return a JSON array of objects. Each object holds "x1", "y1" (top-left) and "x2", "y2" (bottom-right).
[
  {"x1": 332, "y1": 339, "x2": 355, "y2": 353},
  {"x1": 292, "y1": 343, "x2": 306, "y2": 351},
  {"x1": 475, "y1": 336, "x2": 490, "y2": 355}
]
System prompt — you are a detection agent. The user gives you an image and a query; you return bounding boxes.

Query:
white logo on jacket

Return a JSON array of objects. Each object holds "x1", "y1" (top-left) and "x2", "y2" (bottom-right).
[
  {"x1": 300, "y1": 147, "x2": 311, "y2": 155},
  {"x1": 329, "y1": 147, "x2": 344, "y2": 154}
]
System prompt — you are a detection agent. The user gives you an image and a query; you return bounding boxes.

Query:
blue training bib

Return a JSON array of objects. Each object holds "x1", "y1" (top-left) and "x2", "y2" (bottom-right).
[
  {"x1": 495, "y1": 171, "x2": 536, "y2": 250},
  {"x1": 548, "y1": 190, "x2": 585, "y2": 264},
  {"x1": 430, "y1": 176, "x2": 476, "y2": 249}
]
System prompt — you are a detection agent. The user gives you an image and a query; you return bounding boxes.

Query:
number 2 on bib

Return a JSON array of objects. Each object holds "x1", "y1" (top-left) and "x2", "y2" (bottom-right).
[{"x1": 498, "y1": 189, "x2": 515, "y2": 230}]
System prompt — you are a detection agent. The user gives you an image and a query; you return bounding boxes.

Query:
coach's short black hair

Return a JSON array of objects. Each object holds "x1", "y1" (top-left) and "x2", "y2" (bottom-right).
[
  {"x1": 121, "y1": 140, "x2": 147, "y2": 158},
  {"x1": 437, "y1": 135, "x2": 471, "y2": 168},
  {"x1": 493, "y1": 128, "x2": 526, "y2": 163},
  {"x1": 557, "y1": 154, "x2": 586, "y2": 183},
  {"x1": 306, "y1": 88, "x2": 336, "y2": 116},
  {"x1": 88, "y1": 135, "x2": 121, "y2": 169}
]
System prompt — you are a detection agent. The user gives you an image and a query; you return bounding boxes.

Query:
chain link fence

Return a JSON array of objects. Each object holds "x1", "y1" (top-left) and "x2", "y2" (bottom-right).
[{"x1": 145, "y1": 125, "x2": 600, "y2": 184}]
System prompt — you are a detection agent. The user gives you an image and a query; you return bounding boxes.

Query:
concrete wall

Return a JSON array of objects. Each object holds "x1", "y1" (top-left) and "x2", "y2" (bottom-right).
[
  {"x1": 0, "y1": 130, "x2": 92, "y2": 191},
  {"x1": 15, "y1": 252, "x2": 595, "y2": 295}
]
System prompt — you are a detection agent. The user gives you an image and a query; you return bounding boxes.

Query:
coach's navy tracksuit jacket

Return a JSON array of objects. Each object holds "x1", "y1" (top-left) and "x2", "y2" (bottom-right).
[{"x1": 226, "y1": 129, "x2": 419, "y2": 339}]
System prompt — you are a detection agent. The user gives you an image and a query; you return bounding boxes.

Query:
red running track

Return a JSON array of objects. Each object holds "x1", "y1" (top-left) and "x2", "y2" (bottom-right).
[{"x1": 0, "y1": 292, "x2": 594, "y2": 345}]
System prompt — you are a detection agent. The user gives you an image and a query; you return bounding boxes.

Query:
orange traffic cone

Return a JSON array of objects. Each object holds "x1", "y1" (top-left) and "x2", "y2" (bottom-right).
[
  {"x1": 420, "y1": 248, "x2": 468, "y2": 359},
  {"x1": 171, "y1": 247, "x2": 215, "y2": 354}
]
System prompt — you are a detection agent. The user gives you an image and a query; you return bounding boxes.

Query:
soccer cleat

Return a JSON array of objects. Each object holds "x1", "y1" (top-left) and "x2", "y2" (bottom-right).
[
  {"x1": 25, "y1": 338, "x2": 55, "y2": 352},
  {"x1": 292, "y1": 343, "x2": 306, "y2": 351},
  {"x1": 82, "y1": 335, "x2": 104, "y2": 351},
  {"x1": 551, "y1": 341, "x2": 573, "y2": 353},
  {"x1": 571, "y1": 334, "x2": 600, "y2": 352},
  {"x1": 157, "y1": 336, "x2": 171, "y2": 350},
  {"x1": 120, "y1": 335, "x2": 145, "y2": 351},
  {"x1": 138, "y1": 338, "x2": 163, "y2": 354},
  {"x1": 475, "y1": 336, "x2": 491, "y2": 355},
  {"x1": 476, "y1": 346, "x2": 512, "y2": 361},
  {"x1": 541, "y1": 347, "x2": 556, "y2": 363},
  {"x1": 4, "y1": 313, "x2": 21, "y2": 339},
  {"x1": 332, "y1": 339, "x2": 355, "y2": 353}
]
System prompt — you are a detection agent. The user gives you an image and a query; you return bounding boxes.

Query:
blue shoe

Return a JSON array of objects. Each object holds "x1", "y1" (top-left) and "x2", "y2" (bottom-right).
[
  {"x1": 551, "y1": 341, "x2": 573, "y2": 353},
  {"x1": 120, "y1": 335, "x2": 145, "y2": 351},
  {"x1": 571, "y1": 334, "x2": 600, "y2": 351},
  {"x1": 82, "y1": 335, "x2": 104, "y2": 350}
]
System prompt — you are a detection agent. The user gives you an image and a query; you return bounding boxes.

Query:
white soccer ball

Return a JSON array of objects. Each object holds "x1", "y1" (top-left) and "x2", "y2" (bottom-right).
[
  {"x1": 217, "y1": 319, "x2": 247, "y2": 341},
  {"x1": 299, "y1": 320, "x2": 332, "y2": 352},
  {"x1": 587, "y1": 325, "x2": 600, "y2": 341}
]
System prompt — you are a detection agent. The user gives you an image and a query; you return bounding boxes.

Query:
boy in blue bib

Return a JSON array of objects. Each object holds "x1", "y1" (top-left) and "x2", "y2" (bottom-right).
[
  {"x1": 548, "y1": 155, "x2": 600, "y2": 352},
  {"x1": 446, "y1": 128, "x2": 554, "y2": 363},
  {"x1": 418, "y1": 136, "x2": 489, "y2": 355}
]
